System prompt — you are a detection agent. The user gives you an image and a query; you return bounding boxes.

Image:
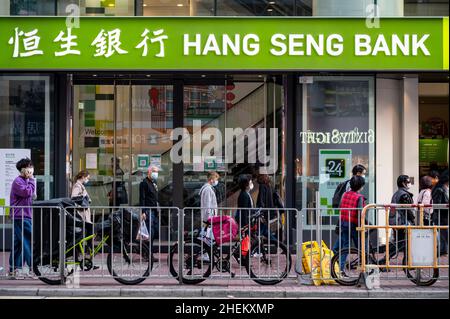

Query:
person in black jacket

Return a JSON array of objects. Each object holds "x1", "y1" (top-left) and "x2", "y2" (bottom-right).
[
  {"x1": 108, "y1": 157, "x2": 128, "y2": 208},
  {"x1": 256, "y1": 173, "x2": 278, "y2": 241},
  {"x1": 390, "y1": 175, "x2": 415, "y2": 243},
  {"x1": 432, "y1": 169, "x2": 449, "y2": 256},
  {"x1": 139, "y1": 165, "x2": 160, "y2": 261},
  {"x1": 235, "y1": 174, "x2": 254, "y2": 229}
]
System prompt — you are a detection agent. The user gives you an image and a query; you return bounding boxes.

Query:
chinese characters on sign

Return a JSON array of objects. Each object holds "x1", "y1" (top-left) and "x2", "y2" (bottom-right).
[{"x1": 8, "y1": 27, "x2": 169, "y2": 58}]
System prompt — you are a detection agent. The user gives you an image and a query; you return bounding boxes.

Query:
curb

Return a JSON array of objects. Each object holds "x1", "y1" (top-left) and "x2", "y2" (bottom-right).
[{"x1": 0, "y1": 287, "x2": 448, "y2": 298}]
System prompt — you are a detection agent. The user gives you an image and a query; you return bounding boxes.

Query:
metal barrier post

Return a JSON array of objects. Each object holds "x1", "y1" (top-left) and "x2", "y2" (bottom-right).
[
  {"x1": 295, "y1": 209, "x2": 304, "y2": 281},
  {"x1": 178, "y1": 208, "x2": 184, "y2": 285},
  {"x1": 315, "y1": 192, "x2": 322, "y2": 266},
  {"x1": 58, "y1": 207, "x2": 65, "y2": 284}
]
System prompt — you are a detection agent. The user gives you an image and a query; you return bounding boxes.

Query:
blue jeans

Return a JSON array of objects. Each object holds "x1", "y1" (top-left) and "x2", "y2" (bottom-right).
[
  {"x1": 259, "y1": 223, "x2": 278, "y2": 242},
  {"x1": 9, "y1": 218, "x2": 32, "y2": 272},
  {"x1": 143, "y1": 210, "x2": 159, "y2": 249},
  {"x1": 336, "y1": 221, "x2": 360, "y2": 270}
]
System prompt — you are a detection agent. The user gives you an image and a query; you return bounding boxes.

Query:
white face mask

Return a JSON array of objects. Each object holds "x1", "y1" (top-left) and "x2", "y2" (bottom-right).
[
  {"x1": 249, "y1": 182, "x2": 254, "y2": 191},
  {"x1": 83, "y1": 178, "x2": 89, "y2": 185},
  {"x1": 151, "y1": 172, "x2": 158, "y2": 181},
  {"x1": 212, "y1": 180, "x2": 219, "y2": 187}
]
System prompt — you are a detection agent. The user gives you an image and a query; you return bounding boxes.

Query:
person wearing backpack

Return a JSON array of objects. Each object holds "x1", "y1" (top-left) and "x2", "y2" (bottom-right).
[
  {"x1": 332, "y1": 164, "x2": 367, "y2": 209},
  {"x1": 332, "y1": 164, "x2": 366, "y2": 253},
  {"x1": 335, "y1": 175, "x2": 367, "y2": 273}
]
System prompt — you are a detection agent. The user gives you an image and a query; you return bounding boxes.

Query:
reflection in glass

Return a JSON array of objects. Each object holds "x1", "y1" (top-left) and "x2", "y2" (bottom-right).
[{"x1": 0, "y1": 75, "x2": 54, "y2": 200}]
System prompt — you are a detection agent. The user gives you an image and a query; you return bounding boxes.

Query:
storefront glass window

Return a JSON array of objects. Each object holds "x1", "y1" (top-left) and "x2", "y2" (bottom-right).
[
  {"x1": 140, "y1": 0, "x2": 214, "y2": 16},
  {"x1": 295, "y1": 76, "x2": 375, "y2": 228},
  {"x1": 404, "y1": 0, "x2": 449, "y2": 16},
  {"x1": 182, "y1": 76, "x2": 285, "y2": 212},
  {"x1": 58, "y1": 0, "x2": 135, "y2": 16},
  {"x1": 0, "y1": 75, "x2": 55, "y2": 201},
  {"x1": 72, "y1": 83, "x2": 174, "y2": 208},
  {"x1": 7, "y1": 0, "x2": 56, "y2": 15},
  {"x1": 217, "y1": 0, "x2": 296, "y2": 16}
]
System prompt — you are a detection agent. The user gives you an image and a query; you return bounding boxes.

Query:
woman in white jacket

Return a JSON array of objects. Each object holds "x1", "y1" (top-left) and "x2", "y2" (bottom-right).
[{"x1": 71, "y1": 170, "x2": 92, "y2": 223}]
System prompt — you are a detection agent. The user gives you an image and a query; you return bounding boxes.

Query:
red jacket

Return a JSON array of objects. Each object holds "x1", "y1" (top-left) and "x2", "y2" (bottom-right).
[{"x1": 340, "y1": 191, "x2": 365, "y2": 225}]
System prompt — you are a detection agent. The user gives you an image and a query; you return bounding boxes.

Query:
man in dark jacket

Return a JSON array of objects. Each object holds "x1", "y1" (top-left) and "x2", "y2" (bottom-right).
[
  {"x1": 432, "y1": 170, "x2": 449, "y2": 256},
  {"x1": 390, "y1": 175, "x2": 415, "y2": 243},
  {"x1": 139, "y1": 165, "x2": 160, "y2": 261}
]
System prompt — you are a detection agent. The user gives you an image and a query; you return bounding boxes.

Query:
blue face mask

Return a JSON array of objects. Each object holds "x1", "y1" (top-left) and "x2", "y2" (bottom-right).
[{"x1": 151, "y1": 172, "x2": 158, "y2": 181}]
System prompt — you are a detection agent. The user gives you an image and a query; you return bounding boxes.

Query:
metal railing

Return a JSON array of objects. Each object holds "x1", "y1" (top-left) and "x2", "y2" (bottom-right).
[{"x1": 359, "y1": 204, "x2": 449, "y2": 282}]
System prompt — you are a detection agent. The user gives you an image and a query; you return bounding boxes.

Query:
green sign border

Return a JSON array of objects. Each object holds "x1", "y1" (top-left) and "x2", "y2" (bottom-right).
[{"x1": 0, "y1": 16, "x2": 447, "y2": 71}]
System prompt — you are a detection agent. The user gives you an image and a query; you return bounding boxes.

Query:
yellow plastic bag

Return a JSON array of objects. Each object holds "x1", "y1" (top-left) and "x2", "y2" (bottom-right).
[
  {"x1": 320, "y1": 242, "x2": 338, "y2": 285},
  {"x1": 302, "y1": 241, "x2": 337, "y2": 286},
  {"x1": 301, "y1": 241, "x2": 323, "y2": 286}
]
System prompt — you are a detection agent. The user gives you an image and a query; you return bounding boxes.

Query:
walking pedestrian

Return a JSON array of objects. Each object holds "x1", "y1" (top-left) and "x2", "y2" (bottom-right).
[
  {"x1": 332, "y1": 164, "x2": 366, "y2": 209},
  {"x1": 9, "y1": 158, "x2": 35, "y2": 279},
  {"x1": 256, "y1": 173, "x2": 278, "y2": 241},
  {"x1": 139, "y1": 165, "x2": 160, "y2": 262},
  {"x1": 390, "y1": 175, "x2": 415, "y2": 243},
  {"x1": 71, "y1": 170, "x2": 92, "y2": 223},
  {"x1": 199, "y1": 171, "x2": 219, "y2": 223},
  {"x1": 335, "y1": 175, "x2": 367, "y2": 274},
  {"x1": 416, "y1": 175, "x2": 433, "y2": 225},
  {"x1": 108, "y1": 157, "x2": 128, "y2": 208},
  {"x1": 235, "y1": 174, "x2": 254, "y2": 229},
  {"x1": 432, "y1": 170, "x2": 449, "y2": 256}
]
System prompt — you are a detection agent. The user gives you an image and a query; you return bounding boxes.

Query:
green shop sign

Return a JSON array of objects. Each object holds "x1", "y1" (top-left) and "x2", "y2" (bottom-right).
[{"x1": 0, "y1": 17, "x2": 448, "y2": 71}]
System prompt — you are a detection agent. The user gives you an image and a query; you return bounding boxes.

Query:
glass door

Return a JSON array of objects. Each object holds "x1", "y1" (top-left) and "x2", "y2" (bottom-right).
[
  {"x1": 182, "y1": 76, "x2": 285, "y2": 209},
  {"x1": 295, "y1": 76, "x2": 375, "y2": 228},
  {"x1": 72, "y1": 82, "x2": 174, "y2": 209}
]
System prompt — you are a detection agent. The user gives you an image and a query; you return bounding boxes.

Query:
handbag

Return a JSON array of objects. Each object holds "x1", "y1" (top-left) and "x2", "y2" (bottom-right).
[{"x1": 72, "y1": 195, "x2": 90, "y2": 208}]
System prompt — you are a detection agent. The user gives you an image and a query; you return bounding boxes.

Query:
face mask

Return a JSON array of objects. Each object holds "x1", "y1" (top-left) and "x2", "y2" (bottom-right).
[
  {"x1": 83, "y1": 179, "x2": 89, "y2": 185},
  {"x1": 151, "y1": 172, "x2": 158, "y2": 181},
  {"x1": 249, "y1": 182, "x2": 254, "y2": 191},
  {"x1": 27, "y1": 168, "x2": 34, "y2": 176},
  {"x1": 406, "y1": 183, "x2": 411, "y2": 189},
  {"x1": 212, "y1": 180, "x2": 219, "y2": 187},
  {"x1": 361, "y1": 175, "x2": 366, "y2": 179}
]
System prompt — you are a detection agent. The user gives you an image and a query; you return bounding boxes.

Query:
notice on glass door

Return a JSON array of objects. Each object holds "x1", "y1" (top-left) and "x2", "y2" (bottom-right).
[
  {"x1": 86, "y1": 153, "x2": 98, "y2": 170},
  {"x1": 0, "y1": 149, "x2": 31, "y2": 215}
]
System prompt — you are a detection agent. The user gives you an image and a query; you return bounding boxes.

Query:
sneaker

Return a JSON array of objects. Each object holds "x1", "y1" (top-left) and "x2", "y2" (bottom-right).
[
  {"x1": 251, "y1": 252, "x2": 263, "y2": 258},
  {"x1": 9, "y1": 269, "x2": 24, "y2": 280},
  {"x1": 22, "y1": 269, "x2": 33, "y2": 279},
  {"x1": 339, "y1": 271, "x2": 349, "y2": 278}
]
